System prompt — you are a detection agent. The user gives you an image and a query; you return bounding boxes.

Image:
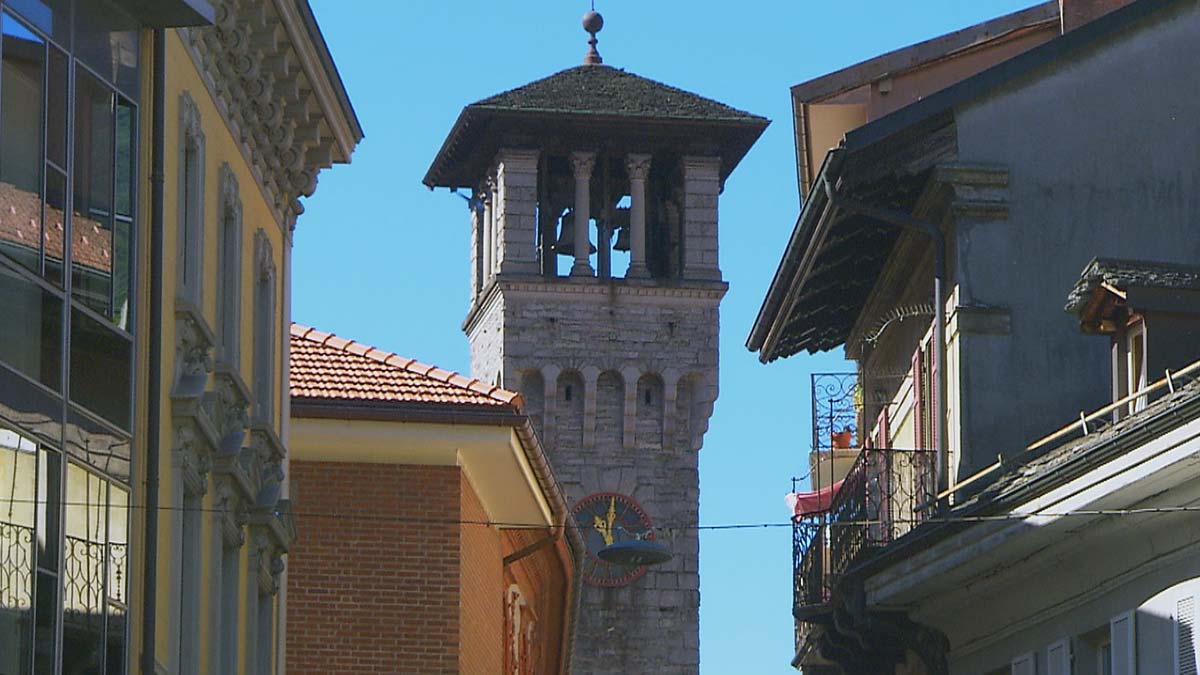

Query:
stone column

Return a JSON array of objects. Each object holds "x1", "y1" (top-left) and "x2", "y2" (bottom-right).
[
  {"x1": 682, "y1": 156, "x2": 722, "y2": 281},
  {"x1": 569, "y1": 151, "x2": 595, "y2": 277},
  {"x1": 495, "y1": 149, "x2": 541, "y2": 275},
  {"x1": 481, "y1": 178, "x2": 494, "y2": 284},
  {"x1": 625, "y1": 154, "x2": 652, "y2": 279},
  {"x1": 469, "y1": 200, "x2": 481, "y2": 298}
]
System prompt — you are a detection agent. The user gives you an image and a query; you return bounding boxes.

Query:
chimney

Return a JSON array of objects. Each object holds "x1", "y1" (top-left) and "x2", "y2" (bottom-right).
[{"x1": 1059, "y1": 0, "x2": 1137, "y2": 33}]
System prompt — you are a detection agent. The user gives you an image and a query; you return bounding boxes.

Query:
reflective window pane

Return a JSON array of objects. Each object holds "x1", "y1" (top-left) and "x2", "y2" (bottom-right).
[
  {"x1": 0, "y1": 427, "x2": 37, "y2": 675},
  {"x1": 65, "y1": 408, "x2": 129, "y2": 484},
  {"x1": 32, "y1": 569, "x2": 56, "y2": 674},
  {"x1": 46, "y1": 45, "x2": 66, "y2": 170},
  {"x1": 68, "y1": 306, "x2": 131, "y2": 430},
  {"x1": 105, "y1": 602, "x2": 125, "y2": 674},
  {"x1": 75, "y1": 0, "x2": 138, "y2": 97},
  {"x1": 36, "y1": 447, "x2": 59, "y2": 573},
  {"x1": 112, "y1": 98, "x2": 134, "y2": 329},
  {"x1": 72, "y1": 66, "x2": 114, "y2": 317},
  {"x1": 0, "y1": 12, "x2": 46, "y2": 277},
  {"x1": 0, "y1": 262, "x2": 63, "y2": 392},
  {"x1": 43, "y1": 166, "x2": 64, "y2": 285},
  {"x1": 106, "y1": 483, "x2": 126, "y2": 604},
  {"x1": 63, "y1": 462, "x2": 105, "y2": 673},
  {"x1": 5, "y1": 0, "x2": 70, "y2": 48}
]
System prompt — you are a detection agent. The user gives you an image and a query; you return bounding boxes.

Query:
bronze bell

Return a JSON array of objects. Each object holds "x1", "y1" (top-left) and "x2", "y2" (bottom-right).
[
  {"x1": 553, "y1": 210, "x2": 596, "y2": 256},
  {"x1": 611, "y1": 206, "x2": 631, "y2": 252},
  {"x1": 613, "y1": 225, "x2": 630, "y2": 252}
]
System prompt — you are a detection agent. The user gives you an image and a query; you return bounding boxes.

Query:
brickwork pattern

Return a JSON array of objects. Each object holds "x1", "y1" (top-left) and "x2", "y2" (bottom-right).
[
  {"x1": 286, "y1": 462, "x2": 462, "y2": 674},
  {"x1": 459, "y1": 473, "x2": 504, "y2": 674}
]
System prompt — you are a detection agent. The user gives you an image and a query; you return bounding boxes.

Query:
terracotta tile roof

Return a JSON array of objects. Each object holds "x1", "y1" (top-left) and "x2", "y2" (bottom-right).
[{"x1": 289, "y1": 323, "x2": 522, "y2": 410}]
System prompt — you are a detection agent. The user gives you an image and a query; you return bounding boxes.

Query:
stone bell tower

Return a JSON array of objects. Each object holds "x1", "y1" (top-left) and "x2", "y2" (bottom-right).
[{"x1": 424, "y1": 12, "x2": 766, "y2": 673}]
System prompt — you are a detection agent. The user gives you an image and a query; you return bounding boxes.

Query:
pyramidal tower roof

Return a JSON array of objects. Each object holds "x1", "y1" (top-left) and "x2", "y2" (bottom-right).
[
  {"x1": 424, "y1": 12, "x2": 767, "y2": 189},
  {"x1": 471, "y1": 64, "x2": 765, "y2": 124}
]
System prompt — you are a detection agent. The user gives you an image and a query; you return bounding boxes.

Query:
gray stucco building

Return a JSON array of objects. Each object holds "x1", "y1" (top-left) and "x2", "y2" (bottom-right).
[{"x1": 750, "y1": 0, "x2": 1200, "y2": 672}]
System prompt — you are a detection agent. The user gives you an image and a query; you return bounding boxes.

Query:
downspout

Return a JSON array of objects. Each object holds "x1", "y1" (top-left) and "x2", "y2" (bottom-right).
[
  {"x1": 141, "y1": 27, "x2": 166, "y2": 675},
  {"x1": 822, "y1": 180, "x2": 950, "y2": 500}
]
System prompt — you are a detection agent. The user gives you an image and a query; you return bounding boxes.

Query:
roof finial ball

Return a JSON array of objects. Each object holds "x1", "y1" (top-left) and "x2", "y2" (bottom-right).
[{"x1": 583, "y1": 8, "x2": 604, "y2": 65}]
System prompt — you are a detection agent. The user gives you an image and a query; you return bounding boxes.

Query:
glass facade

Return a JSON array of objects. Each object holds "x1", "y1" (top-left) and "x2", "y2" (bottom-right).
[{"x1": 0, "y1": 0, "x2": 137, "y2": 672}]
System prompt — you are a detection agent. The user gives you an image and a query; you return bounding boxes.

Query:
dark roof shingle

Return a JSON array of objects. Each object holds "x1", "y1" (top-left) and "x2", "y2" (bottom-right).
[
  {"x1": 1065, "y1": 257, "x2": 1200, "y2": 312},
  {"x1": 471, "y1": 65, "x2": 765, "y2": 123}
]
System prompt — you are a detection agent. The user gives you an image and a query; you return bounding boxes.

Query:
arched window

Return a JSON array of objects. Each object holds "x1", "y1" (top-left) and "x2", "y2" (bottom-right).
[
  {"x1": 556, "y1": 371, "x2": 584, "y2": 450},
  {"x1": 596, "y1": 371, "x2": 624, "y2": 448},
  {"x1": 519, "y1": 369, "x2": 545, "y2": 440},
  {"x1": 636, "y1": 373, "x2": 664, "y2": 449}
]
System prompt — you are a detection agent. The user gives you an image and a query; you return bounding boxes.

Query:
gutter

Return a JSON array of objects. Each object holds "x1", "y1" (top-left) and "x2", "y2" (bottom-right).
[
  {"x1": 140, "y1": 27, "x2": 166, "y2": 675},
  {"x1": 512, "y1": 419, "x2": 584, "y2": 675},
  {"x1": 290, "y1": 398, "x2": 528, "y2": 427}
]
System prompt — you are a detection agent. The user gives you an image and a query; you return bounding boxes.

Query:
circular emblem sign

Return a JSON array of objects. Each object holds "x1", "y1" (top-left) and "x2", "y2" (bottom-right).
[{"x1": 572, "y1": 492, "x2": 655, "y2": 587}]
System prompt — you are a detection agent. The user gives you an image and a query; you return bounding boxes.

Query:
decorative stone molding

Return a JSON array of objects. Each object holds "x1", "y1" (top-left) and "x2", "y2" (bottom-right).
[
  {"x1": 173, "y1": 304, "x2": 215, "y2": 399},
  {"x1": 934, "y1": 163, "x2": 1010, "y2": 219},
  {"x1": 205, "y1": 365, "x2": 252, "y2": 459},
  {"x1": 249, "y1": 426, "x2": 286, "y2": 509},
  {"x1": 178, "y1": 0, "x2": 356, "y2": 232},
  {"x1": 214, "y1": 478, "x2": 248, "y2": 548},
  {"x1": 254, "y1": 229, "x2": 275, "y2": 284},
  {"x1": 173, "y1": 423, "x2": 213, "y2": 499}
]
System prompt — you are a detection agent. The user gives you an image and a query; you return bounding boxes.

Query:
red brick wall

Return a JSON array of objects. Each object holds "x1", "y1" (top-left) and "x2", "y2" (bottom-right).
[
  {"x1": 287, "y1": 461, "x2": 462, "y2": 674},
  {"x1": 459, "y1": 474, "x2": 504, "y2": 674}
]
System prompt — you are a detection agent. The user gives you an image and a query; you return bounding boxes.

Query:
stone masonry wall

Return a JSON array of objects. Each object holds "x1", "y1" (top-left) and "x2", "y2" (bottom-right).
[{"x1": 467, "y1": 278, "x2": 724, "y2": 674}]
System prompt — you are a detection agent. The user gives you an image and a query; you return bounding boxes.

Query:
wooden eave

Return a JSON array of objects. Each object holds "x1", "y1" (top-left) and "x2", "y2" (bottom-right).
[{"x1": 424, "y1": 106, "x2": 767, "y2": 190}]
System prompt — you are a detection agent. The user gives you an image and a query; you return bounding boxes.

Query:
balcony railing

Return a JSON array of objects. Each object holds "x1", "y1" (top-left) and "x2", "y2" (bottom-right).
[{"x1": 792, "y1": 447, "x2": 937, "y2": 619}]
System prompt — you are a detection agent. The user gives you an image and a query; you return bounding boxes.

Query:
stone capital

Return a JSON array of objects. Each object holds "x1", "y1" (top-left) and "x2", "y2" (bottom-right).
[
  {"x1": 569, "y1": 151, "x2": 596, "y2": 178},
  {"x1": 625, "y1": 154, "x2": 652, "y2": 181}
]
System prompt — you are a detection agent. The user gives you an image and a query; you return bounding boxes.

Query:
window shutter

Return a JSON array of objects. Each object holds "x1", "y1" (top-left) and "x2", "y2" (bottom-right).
[
  {"x1": 1047, "y1": 639, "x2": 1070, "y2": 675},
  {"x1": 1111, "y1": 610, "x2": 1136, "y2": 675},
  {"x1": 1178, "y1": 596, "x2": 1197, "y2": 675},
  {"x1": 1012, "y1": 652, "x2": 1036, "y2": 675}
]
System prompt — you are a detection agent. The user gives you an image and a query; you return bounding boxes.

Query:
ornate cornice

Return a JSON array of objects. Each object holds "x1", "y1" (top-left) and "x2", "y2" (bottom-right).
[
  {"x1": 249, "y1": 425, "x2": 286, "y2": 509},
  {"x1": 214, "y1": 478, "x2": 248, "y2": 548},
  {"x1": 177, "y1": 0, "x2": 357, "y2": 233},
  {"x1": 463, "y1": 276, "x2": 728, "y2": 334},
  {"x1": 173, "y1": 302, "x2": 215, "y2": 402},
  {"x1": 173, "y1": 423, "x2": 214, "y2": 499}
]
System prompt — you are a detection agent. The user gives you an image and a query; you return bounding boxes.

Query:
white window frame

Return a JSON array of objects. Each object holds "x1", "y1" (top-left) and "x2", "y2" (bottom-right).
[{"x1": 1126, "y1": 321, "x2": 1148, "y2": 414}]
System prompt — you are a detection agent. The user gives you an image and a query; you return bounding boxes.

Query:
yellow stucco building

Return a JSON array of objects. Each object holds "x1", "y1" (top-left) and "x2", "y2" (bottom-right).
[{"x1": 0, "y1": 1, "x2": 360, "y2": 673}]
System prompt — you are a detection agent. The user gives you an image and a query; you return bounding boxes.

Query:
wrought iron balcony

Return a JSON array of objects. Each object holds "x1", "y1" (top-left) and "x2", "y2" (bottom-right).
[{"x1": 792, "y1": 446, "x2": 937, "y2": 620}]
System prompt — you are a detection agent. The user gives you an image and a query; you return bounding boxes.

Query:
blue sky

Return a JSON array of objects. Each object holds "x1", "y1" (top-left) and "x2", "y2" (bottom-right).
[{"x1": 296, "y1": 1, "x2": 1038, "y2": 672}]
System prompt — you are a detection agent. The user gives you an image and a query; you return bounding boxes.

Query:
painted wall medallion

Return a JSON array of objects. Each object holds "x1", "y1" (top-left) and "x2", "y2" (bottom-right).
[{"x1": 572, "y1": 492, "x2": 656, "y2": 587}]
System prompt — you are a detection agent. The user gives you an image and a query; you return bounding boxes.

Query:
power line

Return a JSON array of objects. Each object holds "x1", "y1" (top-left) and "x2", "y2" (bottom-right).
[{"x1": 5, "y1": 497, "x2": 1200, "y2": 533}]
